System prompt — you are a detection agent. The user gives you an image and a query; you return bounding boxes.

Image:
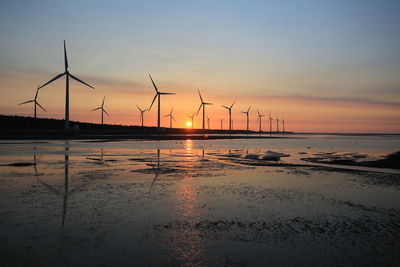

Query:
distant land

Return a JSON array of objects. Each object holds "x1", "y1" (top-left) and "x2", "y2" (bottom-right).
[{"x1": 0, "y1": 115, "x2": 293, "y2": 140}]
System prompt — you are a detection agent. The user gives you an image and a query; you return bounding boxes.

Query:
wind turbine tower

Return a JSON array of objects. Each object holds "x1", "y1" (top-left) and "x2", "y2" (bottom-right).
[
  {"x1": 148, "y1": 74, "x2": 175, "y2": 129},
  {"x1": 257, "y1": 110, "x2": 265, "y2": 133},
  {"x1": 164, "y1": 107, "x2": 175, "y2": 128},
  {"x1": 221, "y1": 101, "x2": 236, "y2": 131},
  {"x1": 39, "y1": 40, "x2": 94, "y2": 130},
  {"x1": 136, "y1": 105, "x2": 148, "y2": 127},
  {"x1": 188, "y1": 112, "x2": 195, "y2": 129},
  {"x1": 196, "y1": 89, "x2": 213, "y2": 130},
  {"x1": 276, "y1": 115, "x2": 280, "y2": 133},
  {"x1": 269, "y1": 112, "x2": 273, "y2": 133},
  {"x1": 91, "y1": 96, "x2": 110, "y2": 125},
  {"x1": 18, "y1": 85, "x2": 47, "y2": 118},
  {"x1": 241, "y1": 105, "x2": 251, "y2": 131}
]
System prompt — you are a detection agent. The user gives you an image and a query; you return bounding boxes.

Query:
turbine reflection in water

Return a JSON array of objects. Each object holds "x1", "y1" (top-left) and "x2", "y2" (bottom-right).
[{"x1": 32, "y1": 141, "x2": 79, "y2": 233}]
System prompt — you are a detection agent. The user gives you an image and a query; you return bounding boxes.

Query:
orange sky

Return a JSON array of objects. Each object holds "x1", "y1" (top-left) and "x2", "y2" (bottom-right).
[
  {"x1": 1, "y1": 1, "x2": 399, "y2": 133},
  {"x1": 1, "y1": 69, "x2": 399, "y2": 133}
]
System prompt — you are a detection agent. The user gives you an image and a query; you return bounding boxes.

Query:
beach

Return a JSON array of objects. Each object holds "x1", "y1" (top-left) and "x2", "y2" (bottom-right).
[{"x1": 0, "y1": 134, "x2": 399, "y2": 266}]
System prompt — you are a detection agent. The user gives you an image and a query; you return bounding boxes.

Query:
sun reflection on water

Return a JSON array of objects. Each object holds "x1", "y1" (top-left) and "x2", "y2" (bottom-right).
[{"x1": 167, "y1": 139, "x2": 207, "y2": 265}]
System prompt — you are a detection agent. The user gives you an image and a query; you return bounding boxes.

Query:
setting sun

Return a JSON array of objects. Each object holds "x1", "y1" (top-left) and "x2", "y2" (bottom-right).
[{"x1": 186, "y1": 121, "x2": 192, "y2": 127}]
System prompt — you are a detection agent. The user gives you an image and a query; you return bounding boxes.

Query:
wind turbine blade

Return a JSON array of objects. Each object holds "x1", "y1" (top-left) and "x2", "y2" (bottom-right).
[
  {"x1": 35, "y1": 86, "x2": 39, "y2": 100},
  {"x1": 159, "y1": 92, "x2": 175, "y2": 95},
  {"x1": 18, "y1": 100, "x2": 34, "y2": 105},
  {"x1": 197, "y1": 89, "x2": 203, "y2": 102},
  {"x1": 196, "y1": 103, "x2": 203, "y2": 116},
  {"x1": 136, "y1": 105, "x2": 142, "y2": 112},
  {"x1": 101, "y1": 96, "x2": 105, "y2": 107},
  {"x1": 36, "y1": 101, "x2": 47, "y2": 112},
  {"x1": 64, "y1": 40, "x2": 68, "y2": 71},
  {"x1": 247, "y1": 105, "x2": 251, "y2": 113},
  {"x1": 142, "y1": 108, "x2": 148, "y2": 112},
  {"x1": 164, "y1": 114, "x2": 170, "y2": 117},
  {"x1": 91, "y1": 107, "x2": 101, "y2": 111},
  {"x1": 103, "y1": 109, "x2": 110, "y2": 117},
  {"x1": 257, "y1": 109, "x2": 260, "y2": 116},
  {"x1": 149, "y1": 74, "x2": 159, "y2": 93},
  {"x1": 230, "y1": 101, "x2": 236, "y2": 109},
  {"x1": 69, "y1": 73, "x2": 95, "y2": 89},
  {"x1": 221, "y1": 105, "x2": 229, "y2": 109},
  {"x1": 204, "y1": 102, "x2": 213, "y2": 105},
  {"x1": 39, "y1": 73, "x2": 65, "y2": 89},
  {"x1": 172, "y1": 116, "x2": 175, "y2": 121},
  {"x1": 148, "y1": 94, "x2": 157, "y2": 111}
]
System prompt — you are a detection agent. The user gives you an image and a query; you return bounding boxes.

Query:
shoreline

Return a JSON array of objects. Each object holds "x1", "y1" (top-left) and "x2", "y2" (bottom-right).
[{"x1": 0, "y1": 133, "x2": 294, "y2": 141}]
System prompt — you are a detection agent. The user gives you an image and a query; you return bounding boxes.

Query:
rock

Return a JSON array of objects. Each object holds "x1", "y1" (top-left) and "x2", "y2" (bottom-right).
[
  {"x1": 260, "y1": 151, "x2": 290, "y2": 161},
  {"x1": 241, "y1": 153, "x2": 260, "y2": 160}
]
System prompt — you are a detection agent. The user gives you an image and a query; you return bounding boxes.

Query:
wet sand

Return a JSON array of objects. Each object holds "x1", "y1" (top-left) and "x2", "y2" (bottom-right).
[{"x1": 0, "y1": 138, "x2": 399, "y2": 266}]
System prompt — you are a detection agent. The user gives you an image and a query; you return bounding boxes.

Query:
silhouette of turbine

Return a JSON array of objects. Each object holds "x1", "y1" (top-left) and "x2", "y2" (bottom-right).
[
  {"x1": 276, "y1": 115, "x2": 280, "y2": 133},
  {"x1": 148, "y1": 74, "x2": 175, "y2": 129},
  {"x1": 39, "y1": 40, "x2": 94, "y2": 130},
  {"x1": 257, "y1": 110, "x2": 265, "y2": 132},
  {"x1": 187, "y1": 112, "x2": 195, "y2": 129},
  {"x1": 241, "y1": 105, "x2": 251, "y2": 131},
  {"x1": 91, "y1": 96, "x2": 110, "y2": 125},
  {"x1": 164, "y1": 107, "x2": 175, "y2": 128},
  {"x1": 18, "y1": 85, "x2": 46, "y2": 118},
  {"x1": 136, "y1": 105, "x2": 148, "y2": 127},
  {"x1": 221, "y1": 101, "x2": 235, "y2": 131},
  {"x1": 282, "y1": 116, "x2": 285, "y2": 133},
  {"x1": 207, "y1": 116, "x2": 210, "y2": 130},
  {"x1": 196, "y1": 89, "x2": 213, "y2": 130},
  {"x1": 269, "y1": 112, "x2": 273, "y2": 133}
]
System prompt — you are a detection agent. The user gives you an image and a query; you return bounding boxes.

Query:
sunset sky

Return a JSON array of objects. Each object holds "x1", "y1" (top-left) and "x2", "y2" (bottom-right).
[{"x1": 0, "y1": 0, "x2": 399, "y2": 133}]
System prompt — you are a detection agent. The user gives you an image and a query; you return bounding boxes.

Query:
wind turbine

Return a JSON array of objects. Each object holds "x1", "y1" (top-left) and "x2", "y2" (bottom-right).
[
  {"x1": 257, "y1": 110, "x2": 265, "y2": 132},
  {"x1": 207, "y1": 116, "x2": 210, "y2": 130},
  {"x1": 136, "y1": 105, "x2": 148, "y2": 127},
  {"x1": 164, "y1": 107, "x2": 175, "y2": 128},
  {"x1": 188, "y1": 112, "x2": 195, "y2": 129},
  {"x1": 276, "y1": 115, "x2": 280, "y2": 133},
  {"x1": 220, "y1": 119, "x2": 223, "y2": 130},
  {"x1": 18, "y1": 85, "x2": 46, "y2": 118},
  {"x1": 269, "y1": 112, "x2": 273, "y2": 133},
  {"x1": 221, "y1": 101, "x2": 236, "y2": 131},
  {"x1": 282, "y1": 116, "x2": 285, "y2": 133},
  {"x1": 241, "y1": 105, "x2": 251, "y2": 131},
  {"x1": 39, "y1": 40, "x2": 94, "y2": 130},
  {"x1": 148, "y1": 74, "x2": 175, "y2": 129},
  {"x1": 196, "y1": 89, "x2": 213, "y2": 130},
  {"x1": 91, "y1": 96, "x2": 110, "y2": 125}
]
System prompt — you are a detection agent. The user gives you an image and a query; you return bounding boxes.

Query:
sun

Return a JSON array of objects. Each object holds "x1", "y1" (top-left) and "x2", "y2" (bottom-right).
[{"x1": 186, "y1": 121, "x2": 192, "y2": 127}]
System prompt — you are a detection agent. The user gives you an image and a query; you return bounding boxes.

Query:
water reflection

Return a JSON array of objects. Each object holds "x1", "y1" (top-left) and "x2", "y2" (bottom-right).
[
  {"x1": 148, "y1": 149, "x2": 160, "y2": 194},
  {"x1": 32, "y1": 142, "x2": 79, "y2": 232},
  {"x1": 168, "y1": 139, "x2": 207, "y2": 265},
  {"x1": 61, "y1": 144, "x2": 69, "y2": 231}
]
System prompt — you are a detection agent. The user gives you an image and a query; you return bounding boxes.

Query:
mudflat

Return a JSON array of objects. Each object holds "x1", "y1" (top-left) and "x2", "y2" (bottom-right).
[{"x1": 0, "y1": 136, "x2": 399, "y2": 266}]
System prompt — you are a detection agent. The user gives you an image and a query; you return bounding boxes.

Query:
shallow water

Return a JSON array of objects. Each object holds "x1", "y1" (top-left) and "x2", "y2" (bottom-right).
[{"x1": 0, "y1": 135, "x2": 400, "y2": 266}]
